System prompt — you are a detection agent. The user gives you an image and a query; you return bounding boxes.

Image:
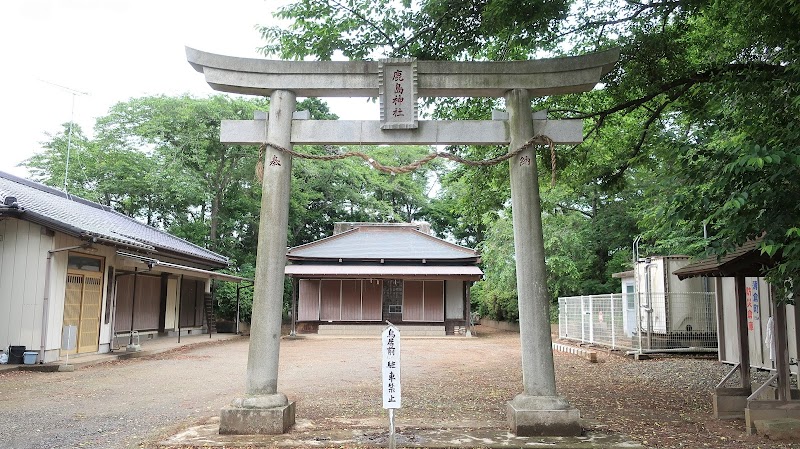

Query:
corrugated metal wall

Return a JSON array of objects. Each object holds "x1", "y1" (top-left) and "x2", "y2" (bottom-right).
[
  {"x1": 445, "y1": 280, "x2": 464, "y2": 320},
  {"x1": 362, "y1": 280, "x2": 382, "y2": 320},
  {"x1": 424, "y1": 281, "x2": 444, "y2": 321},
  {"x1": 340, "y1": 280, "x2": 360, "y2": 320},
  {"x1": 0, "y1": 219, "x2": 50, "y2": 353},
  {"x1": 298, "y1": 279, "x2": 320, "y2": 321},
  {"x1": 320, "y1": 280, "x2": 340, "y2": 321},
  {"x1": 403, "y1": 281, "x2": 424, "y2": 321}
]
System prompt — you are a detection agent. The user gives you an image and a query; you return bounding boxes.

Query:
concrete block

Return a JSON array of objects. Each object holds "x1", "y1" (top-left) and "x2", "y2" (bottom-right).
[
  {"x1": 745, "y1": 400, "x2": 800, "y2": 435},
  {"x1": 754, "y1": 418, "x2": 800, "y2": 441},
  {"x1": 551, "y1": 342, "x2": 598, "y2": 363},
  {"x1": 219, "y1": 401, "x2": 295, "y2": 435},
  {"x1": 507, "y1": 395, "x2": 581, "y2": 436}
]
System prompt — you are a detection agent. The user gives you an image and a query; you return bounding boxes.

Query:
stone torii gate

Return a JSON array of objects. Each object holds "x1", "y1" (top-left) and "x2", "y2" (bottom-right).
[{"x1": 187, "y1": 47, "x2": 619, "y2": 436}]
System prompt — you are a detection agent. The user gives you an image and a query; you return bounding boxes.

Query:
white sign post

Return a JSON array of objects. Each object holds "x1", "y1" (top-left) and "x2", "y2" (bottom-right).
[
  {"x1": 61, "y1": 325, "x2": 77, "y2": 366},
  {"x1": 382, "y1": 323, "x2": 401, "y2": 449}
]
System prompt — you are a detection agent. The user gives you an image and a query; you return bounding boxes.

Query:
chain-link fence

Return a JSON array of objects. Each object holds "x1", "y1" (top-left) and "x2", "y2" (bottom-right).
[{"x1": 558, "y1": 292, "x2": 717, "y2": 352}]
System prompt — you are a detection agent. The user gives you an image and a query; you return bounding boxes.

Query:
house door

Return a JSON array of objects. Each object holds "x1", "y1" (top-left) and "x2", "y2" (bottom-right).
[
  {"x1": 62, "y1": 254, "x2": 104, "y2": 354},
  {"x1": 623, "y1": 281, "x2": 636, "y2": 337}
]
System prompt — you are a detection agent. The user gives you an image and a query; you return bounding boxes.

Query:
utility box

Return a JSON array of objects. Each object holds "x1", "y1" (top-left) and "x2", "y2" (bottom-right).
[
  {"x1": 8, "y1": 346, "x2": 25, "y2": 364},
  {"x1": 634, "y1": 256, "x2": 715, "y2": 334}
]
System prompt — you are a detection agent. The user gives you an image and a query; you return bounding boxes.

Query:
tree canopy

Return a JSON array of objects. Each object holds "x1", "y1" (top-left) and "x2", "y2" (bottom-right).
[{"x1": 259, "y1": 0, "x2": 800, "y2": 311}]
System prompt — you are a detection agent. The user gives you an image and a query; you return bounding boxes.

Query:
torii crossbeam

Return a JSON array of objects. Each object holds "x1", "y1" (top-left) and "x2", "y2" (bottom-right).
[{"x1": 187, "y1": 47, "x2": 619, "y2": 437}]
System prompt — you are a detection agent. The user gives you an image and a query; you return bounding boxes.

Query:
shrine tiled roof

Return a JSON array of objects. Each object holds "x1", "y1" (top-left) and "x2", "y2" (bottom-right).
[{"x1": 287, "y1": 224, "x2": 479, "y2": 263}]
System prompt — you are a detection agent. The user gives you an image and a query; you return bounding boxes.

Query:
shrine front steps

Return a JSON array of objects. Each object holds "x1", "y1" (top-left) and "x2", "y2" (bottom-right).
[{"x1": 317, "y1": 324, "x2": 445, "y2": 337}]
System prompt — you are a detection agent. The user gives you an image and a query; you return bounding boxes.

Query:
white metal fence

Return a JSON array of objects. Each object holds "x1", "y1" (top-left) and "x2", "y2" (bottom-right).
[{"x1": 558, "y1": 292, "x2": 718, "y2": 352}]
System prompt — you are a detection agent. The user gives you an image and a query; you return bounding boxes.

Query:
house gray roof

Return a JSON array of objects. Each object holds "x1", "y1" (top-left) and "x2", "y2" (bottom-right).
[
  {"x1": 287, "y1": 224, "x2": 479, "y2": 262},
  {"x1": 0, "y1": 171, "x2": 227, "y2": 267}
]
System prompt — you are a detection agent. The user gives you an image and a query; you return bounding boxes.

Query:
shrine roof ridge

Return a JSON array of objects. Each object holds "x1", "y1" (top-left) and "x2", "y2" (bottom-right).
[{"x1": 186, "y1": 47, "x2": 620, "y2": 98}]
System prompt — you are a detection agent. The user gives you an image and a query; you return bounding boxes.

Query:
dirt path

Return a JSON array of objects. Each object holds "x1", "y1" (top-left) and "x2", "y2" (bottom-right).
[{"x1": 0, "y1": 329, "x2": 796, "y2": 449}]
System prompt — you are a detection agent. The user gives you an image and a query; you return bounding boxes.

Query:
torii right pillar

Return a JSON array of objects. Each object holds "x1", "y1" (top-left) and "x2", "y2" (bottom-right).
[{"x1": 506, "y1": 88, "x2": 581, "y2": 436}]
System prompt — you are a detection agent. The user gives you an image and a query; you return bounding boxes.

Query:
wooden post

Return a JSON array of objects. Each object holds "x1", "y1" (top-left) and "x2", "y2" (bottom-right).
[
  {"x1": 773, "y1": 298, "x2": 790, "y2": 401},
  {"x1": 291, "y1": 278, "x2": 298, "y2": 337},
  {"x1": 735, "y1": 276, "x2": 751, "y2": 388}
]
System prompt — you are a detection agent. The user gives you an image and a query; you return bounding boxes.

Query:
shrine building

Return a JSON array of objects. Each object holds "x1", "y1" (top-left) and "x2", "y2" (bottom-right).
[{"x1": 285, "y1": 222, "x2": 482, "y2": 336}]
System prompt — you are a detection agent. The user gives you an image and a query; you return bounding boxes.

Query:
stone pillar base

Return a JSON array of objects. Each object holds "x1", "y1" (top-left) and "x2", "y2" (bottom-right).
[
  {"x1": 219, "y1": 394, "x2": 295, "y2": 435},
  {"x1": 507, "y1": 394, "x2": 581, "y2": 436},
  {"x1": 712, "y1": 387, "x2": 750, "y2": 419}
]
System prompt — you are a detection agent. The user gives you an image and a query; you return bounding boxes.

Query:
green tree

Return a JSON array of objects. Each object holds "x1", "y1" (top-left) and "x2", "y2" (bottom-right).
[
  {"x1": 25, "y1": 122, "x2": 161, "y2": 219},
  {"x1": 93, "y1": 95, "x2": 270, "y2": 255}
]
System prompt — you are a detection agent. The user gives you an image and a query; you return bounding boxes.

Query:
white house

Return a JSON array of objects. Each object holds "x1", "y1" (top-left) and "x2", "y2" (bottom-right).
[{"x1": 0, "y1": 171, "x2": 245, "y2": 363}]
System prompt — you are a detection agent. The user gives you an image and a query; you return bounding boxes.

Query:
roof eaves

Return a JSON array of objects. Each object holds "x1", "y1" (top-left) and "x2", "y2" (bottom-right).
[{"x1": 673, "y1": 240, "x2": 775, "y2": 279}]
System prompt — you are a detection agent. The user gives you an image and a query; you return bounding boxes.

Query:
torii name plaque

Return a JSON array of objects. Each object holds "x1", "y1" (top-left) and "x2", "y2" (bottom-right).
[{"x1": 379, "y1": 58, "x2": 418, "y2": 129}]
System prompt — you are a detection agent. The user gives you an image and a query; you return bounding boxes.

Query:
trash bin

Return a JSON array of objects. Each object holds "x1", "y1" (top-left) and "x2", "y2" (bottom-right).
[
  {"x1": 8, "y1": 346, "x2": 25, "y2": 364},
  {"x1": 23, "y1": 351, "x2": 38, "y2": 365}
]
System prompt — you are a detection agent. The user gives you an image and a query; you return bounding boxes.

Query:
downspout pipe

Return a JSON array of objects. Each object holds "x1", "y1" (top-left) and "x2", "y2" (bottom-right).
[
  {"x1": 643, "y1": 261, "x2": 657, "y2": 350},
  {"x1": 40, "y1": 241, "x2": 95, "y2": 363},
  {"x1": 129, "y1": 268, "x2": 139, "y2": 346},
  {"x1": 632, "y1": 236, "x2": 642, "y2": 353}
]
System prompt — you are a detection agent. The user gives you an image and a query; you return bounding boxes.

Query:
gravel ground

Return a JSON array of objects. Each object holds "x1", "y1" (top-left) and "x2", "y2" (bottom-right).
[{"x1": 0, "y1": 328, "x2": 796, "y2": 449}]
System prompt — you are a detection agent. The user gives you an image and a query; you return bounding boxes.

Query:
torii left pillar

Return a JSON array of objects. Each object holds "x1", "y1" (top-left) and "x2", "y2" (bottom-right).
[
  {"x1": 506, "y1": 88, "x2": 580, "y2": 435},
  {"x1": 219, "y1": 89, "x2": 296, "y2": 434}
]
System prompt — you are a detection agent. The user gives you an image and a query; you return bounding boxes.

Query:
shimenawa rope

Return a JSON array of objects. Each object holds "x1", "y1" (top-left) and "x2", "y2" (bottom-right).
[{"x1": 256, "y1": 134, "x2": 556, "y2": 183}]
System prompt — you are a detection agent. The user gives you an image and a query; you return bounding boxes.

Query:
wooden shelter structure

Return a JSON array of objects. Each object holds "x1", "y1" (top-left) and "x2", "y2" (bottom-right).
[{"x1": 674, "y1": 242, "x2": 800, "y2": 434}]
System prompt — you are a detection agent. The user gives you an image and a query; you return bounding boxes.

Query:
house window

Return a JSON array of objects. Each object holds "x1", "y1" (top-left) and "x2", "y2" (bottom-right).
[
  {"x1": 68, "y1": 254, "x2": 102, "y2": 272},
  {"x1": 625, "y1": 283, "x2": 635, "y2": 309},
  {"x1": 104, "y1": 266, "x2": 114, "y2": 324}
]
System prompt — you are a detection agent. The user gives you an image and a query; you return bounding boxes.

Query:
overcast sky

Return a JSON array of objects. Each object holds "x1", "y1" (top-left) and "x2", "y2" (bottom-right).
[{"x1": 0, "y1": 0, "x2": 378, "y2": 179}]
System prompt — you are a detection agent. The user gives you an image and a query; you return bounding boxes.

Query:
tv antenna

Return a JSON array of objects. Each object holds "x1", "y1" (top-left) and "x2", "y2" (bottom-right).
[{"x1": 38, "y1": 79, "x2": 88, "y2": 192}]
